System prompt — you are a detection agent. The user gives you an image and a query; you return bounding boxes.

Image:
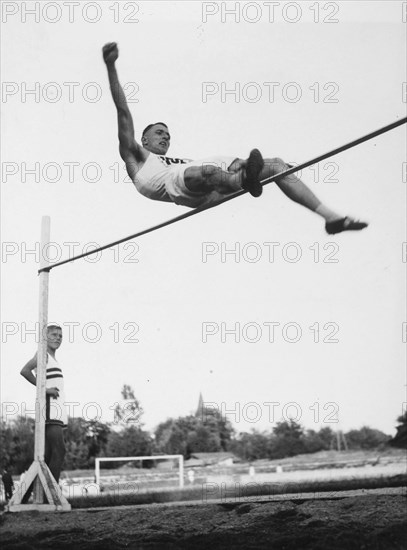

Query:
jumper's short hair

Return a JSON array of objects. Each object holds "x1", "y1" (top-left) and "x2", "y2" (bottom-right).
[{"x1": 141, "y1": 122, "x2": 168, "y2": 138}]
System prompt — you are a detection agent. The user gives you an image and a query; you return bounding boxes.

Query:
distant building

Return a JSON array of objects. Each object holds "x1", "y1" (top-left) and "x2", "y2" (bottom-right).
[{"x1": 195, "y1": 392, "x2": 204, "y2": 418}]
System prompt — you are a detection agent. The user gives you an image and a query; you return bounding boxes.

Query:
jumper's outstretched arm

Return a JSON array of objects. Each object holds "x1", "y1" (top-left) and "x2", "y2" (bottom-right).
[{"x1": 103, "y1": 42, "x2": 145, "y2": 176}]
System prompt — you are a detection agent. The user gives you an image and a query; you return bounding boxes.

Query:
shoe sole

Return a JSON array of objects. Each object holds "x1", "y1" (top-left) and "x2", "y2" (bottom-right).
[
  {"x1": 244, "y1": 149, "x2": 264, "y2": 197},
  {"x1": 326, "y1": 217, "x2": 368, "y2": 234}
]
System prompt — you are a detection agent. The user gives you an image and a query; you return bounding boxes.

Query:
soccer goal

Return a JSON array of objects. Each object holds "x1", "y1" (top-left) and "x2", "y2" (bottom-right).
[{"x1": 95, "y1": 454, "x2": 184, "y2": 490}]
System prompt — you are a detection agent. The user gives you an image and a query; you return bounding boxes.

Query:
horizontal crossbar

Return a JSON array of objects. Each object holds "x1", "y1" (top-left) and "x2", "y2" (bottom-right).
[{"x1": 39, "y1": 116, "x2": 406, "y2": 274}]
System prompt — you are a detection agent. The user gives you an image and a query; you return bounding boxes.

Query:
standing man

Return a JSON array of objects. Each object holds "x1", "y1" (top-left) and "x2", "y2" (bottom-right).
[
  {"x1": 2, "y1": 469, "x2": 14, "y2": 502},
  {"x1": 20, "y1": 323, "x2": 68, "y2": 486},
  {"x1": 102, "y1": 42, "x2": 367, "y2": 235}
]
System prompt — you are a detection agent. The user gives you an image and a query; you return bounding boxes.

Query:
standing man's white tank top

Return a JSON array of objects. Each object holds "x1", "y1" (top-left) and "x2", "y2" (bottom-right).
[{"x1": 36, "y1": 354, "x2": 68, "y2": 427}]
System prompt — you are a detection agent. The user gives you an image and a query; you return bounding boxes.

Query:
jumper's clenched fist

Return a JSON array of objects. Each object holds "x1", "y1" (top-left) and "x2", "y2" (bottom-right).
[{"x1": 103, "y1": 42, "x2": 119, "y2": 65}]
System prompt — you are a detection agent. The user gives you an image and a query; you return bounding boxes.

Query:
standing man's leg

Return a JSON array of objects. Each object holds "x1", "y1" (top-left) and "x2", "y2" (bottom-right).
[{"x1": 45, "y1": 425, "x2": 66, "y2": 483}]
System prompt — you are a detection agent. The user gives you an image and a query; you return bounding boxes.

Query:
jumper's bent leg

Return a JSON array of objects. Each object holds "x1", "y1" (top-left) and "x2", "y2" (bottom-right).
[
  {"x1": 262, "y1": 157, "x2": 334, "y2": 216},
  {"x1": 184, "y1": 164, "x2": 243, "y2": 195},
  {"x1": 261, "y1": 158, "x2": 368, "y2": 234},
  {"x1": 184, "y1": 150, "x2": 264, "y2": 196}
]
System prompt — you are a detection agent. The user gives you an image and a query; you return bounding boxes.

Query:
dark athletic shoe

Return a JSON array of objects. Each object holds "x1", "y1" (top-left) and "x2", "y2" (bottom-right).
[
  {"x1": 243, "y1": 149, "x2": 264, "y2": 197},
  {"x1": 325, "y1": 217, "x2": 368, "y2": 235}
]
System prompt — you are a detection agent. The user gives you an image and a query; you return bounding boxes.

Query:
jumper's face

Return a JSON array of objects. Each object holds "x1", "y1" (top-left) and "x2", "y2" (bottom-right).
[
  {"x1": 142, "y1": 124, "x2": 171, "y2": 155},
  {"x1": 47, "y1": 327, "x2": 62, "y2": 351}
]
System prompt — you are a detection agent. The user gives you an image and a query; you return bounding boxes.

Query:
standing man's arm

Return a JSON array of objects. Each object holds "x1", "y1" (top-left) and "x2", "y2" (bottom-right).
[
  {"x1": 102, "y1": 42, "x2": 147, "y2": 181},
  {"x1": 20, "y1": 356, "x2": 59, "y2": 398},
  {"x1": 20, "y1": 356, "x2": 38, "y2": 386}
]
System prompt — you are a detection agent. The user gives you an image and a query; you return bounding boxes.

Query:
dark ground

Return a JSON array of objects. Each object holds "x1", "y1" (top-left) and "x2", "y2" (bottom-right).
[{"x1": 1, "y1": 492, "x2": 406, "y2": 549}]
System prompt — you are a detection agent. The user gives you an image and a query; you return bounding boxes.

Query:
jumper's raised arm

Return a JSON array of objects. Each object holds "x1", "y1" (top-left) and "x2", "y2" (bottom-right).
[{"x1": 103, "y1": 42, "x2": 146, "y2": 179}]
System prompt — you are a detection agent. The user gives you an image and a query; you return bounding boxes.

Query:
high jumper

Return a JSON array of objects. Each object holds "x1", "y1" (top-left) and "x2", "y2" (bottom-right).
[{"x1": 103, "y1": 41, "x2": 367, "y2": 235}]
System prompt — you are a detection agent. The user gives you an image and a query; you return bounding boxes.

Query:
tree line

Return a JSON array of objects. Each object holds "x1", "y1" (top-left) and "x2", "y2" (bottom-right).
[{"x1": 1, "y1": 386, "x2": 405, "y2": 474}]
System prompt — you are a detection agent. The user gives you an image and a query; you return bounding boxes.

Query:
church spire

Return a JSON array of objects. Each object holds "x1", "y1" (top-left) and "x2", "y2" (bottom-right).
[{"x1": 195, "y1": 392, "x2": 204, "y2": 417}]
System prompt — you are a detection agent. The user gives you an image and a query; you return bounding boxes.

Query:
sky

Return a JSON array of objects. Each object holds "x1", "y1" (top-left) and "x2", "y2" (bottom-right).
[{"x1": 1, "y1": 1, "x2": 406, "y2": 440}]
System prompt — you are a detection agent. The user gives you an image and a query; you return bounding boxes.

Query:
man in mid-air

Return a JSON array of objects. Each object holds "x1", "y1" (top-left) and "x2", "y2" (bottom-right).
[{"x1": 103, "y1": 42, "x2": 367, "y2": 235}]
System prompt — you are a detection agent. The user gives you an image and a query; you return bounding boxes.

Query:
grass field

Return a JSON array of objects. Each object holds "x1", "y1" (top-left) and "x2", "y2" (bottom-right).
[
  {"x1": 62, "y1": 448, "x2": 406, "y2": 509},
  {"x1": 3, "y1": 448, "x2": 405, "y2": 510}
]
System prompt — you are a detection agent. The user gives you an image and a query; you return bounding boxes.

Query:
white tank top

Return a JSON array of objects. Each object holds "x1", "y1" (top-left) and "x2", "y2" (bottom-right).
[
  {"x1": 134, "y1": 153, "x2": 192, "y2": 201},
  {"x1": 36, "y1": 354, "x2": 68, "y2": 427}
]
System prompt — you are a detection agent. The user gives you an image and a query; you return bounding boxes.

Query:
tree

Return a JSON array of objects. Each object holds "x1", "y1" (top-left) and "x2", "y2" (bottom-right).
[
  {"x1": 64, "y1": 417, "x2": 111, "y2": 469},
  {"x1": 86, "y1": 420, "x2": 111, "y2": 459},
  {"x1": 64, "y1": 418, "x2": 90, "y2": 470},
  {"x1": 0, "y1": 419, "x2": 13, "y2": 469},
  {"x1": 199, "y1": 405, "x2": 235, "y2": 451},
  {"x1": 230, "y1": 431, "x2": 270, "y2": 461},
  {"x1": 187, "y1": 423, "x2": 222, "y2": 453},
  {"x1": 389, "y1": 412, "x2": 407, "y2": 448},
  {"x1": 301, "y1": 429, "x2": 326, "y2": 454},
  {"x1": 269, "y1": 420, "x2": 306, "y2": 459},
  {"x1": 105, "y1": 426, "x2": 153, "y2": 461},
  {"x1": 0, "y1": 416, "x2": 35, "y2": 474},
  {"x1": 345, "y1": 426, "x2": 390, "y2": 450},
  {"x1": 154, "y1": 418, "x2": 189, "y2": 456},
  {"x1": 154, "y1": 411, "x2": 234, "y2": 458},
  {"x1": 317, "y1": 426, "x2": 336, "y2": 449}
]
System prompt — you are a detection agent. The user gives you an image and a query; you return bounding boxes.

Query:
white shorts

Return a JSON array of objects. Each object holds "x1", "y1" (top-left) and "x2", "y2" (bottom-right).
[
  {"x1": 164, "y1": 156, "x2": 238, "y2": 208},
  {"x1": 135, "y1": 153, "x2": 238, "y2": 208}
]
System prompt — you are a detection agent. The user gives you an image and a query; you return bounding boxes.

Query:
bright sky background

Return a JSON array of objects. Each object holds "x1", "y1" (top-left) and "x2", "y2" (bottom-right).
[{"x1": 1, "y1": 1, "x2": 406, "y2": 439}]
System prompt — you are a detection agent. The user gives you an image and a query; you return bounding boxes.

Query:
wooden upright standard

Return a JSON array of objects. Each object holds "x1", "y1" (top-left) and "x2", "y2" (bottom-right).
[{"x1": 7, "y1": 216, "x2": 71, "y2": 512}]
